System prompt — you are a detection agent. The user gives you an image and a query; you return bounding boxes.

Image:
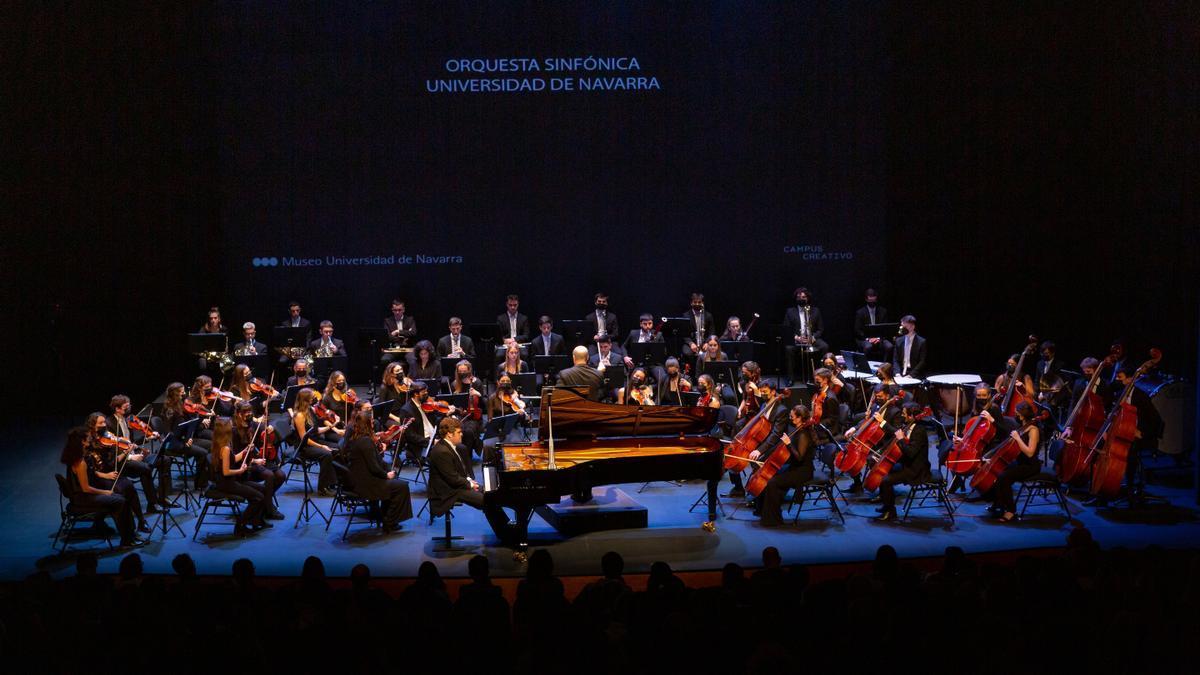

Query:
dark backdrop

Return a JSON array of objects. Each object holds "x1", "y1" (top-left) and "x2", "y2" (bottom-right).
[{"x1": 5, "y1": 1, "x2": 1196, "y2": 416}]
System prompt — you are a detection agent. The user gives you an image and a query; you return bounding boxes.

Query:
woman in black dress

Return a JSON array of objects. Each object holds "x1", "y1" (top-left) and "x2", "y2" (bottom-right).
[
  {"x1": 61, "y1": 427, "x2": 141, "y2": 547},
  {"x1": 161, "y1": 381, "x2": 211, "y2": 490},
  {"x1": 83, "y1": 412, "x2": 151, "y2": 535},
  {"x1": 407, "y1": 340, "x2": 442, "y2": 382},
  {"x1": 290, "y1": 388, "x2": 339, "y2": 495},
  {"x1": 344, "y1": 406, "x2": 413, "y2": 532},
  {"x1": 988, "y1": 401, "x2": 1042, "y2": 523},
  {"x1": 209, "y1": 416, "x2": 267, "y2": 536}
]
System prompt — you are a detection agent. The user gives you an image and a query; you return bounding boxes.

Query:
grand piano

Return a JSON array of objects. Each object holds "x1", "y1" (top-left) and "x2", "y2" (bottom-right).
[{"x1": 481, "y1": 387, "x2": 722, "y2": 550}]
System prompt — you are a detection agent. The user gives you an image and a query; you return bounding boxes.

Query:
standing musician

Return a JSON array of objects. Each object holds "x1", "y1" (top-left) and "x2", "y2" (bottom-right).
[
  {"x1": 61, "y1": 427, "x2": 143, "y2": 548},
  {"x1": 1085, "y1": 364, "x2": 1163, "y2": 507},
  {"x1": 875, "y1": 402, "x2": 932, "y2": 522},
  {"x1": 751, "y1": 404, "x2": 817, "y2": 527},
  {"x1": 985, "y1": 401, "x2": 1042, "y2": 523},
  {"x1": 399, "y1": 382, "x2": 466, "y2": 473},
  {"x1": 286, "y1": 358, "x2": 318, "y2": 390},
  {"x1": 450, "y1": 359, "x2": 486, "y2": 462},
  {"x1": 841, "y1": 384, "x2": 903, "y2": 493},
  {"x1": 783, "y1": 287, "x2": 828, "y2": 384},
  {"x1": 1107, "y1": 339, "x2": 1131, "y2": 385},
  {"x1": 531, "y1": 316, "x2": 566, "y2": 357},
  {"x1": 1035, "y1": 341, "x2": 1062, "y2": 383},
  {"x1": 437, "y1": 317, "x2": 476, "y2": 358},
  {"x1": 104, "y1": 395, "x2": 167, "y2": 514},
  {"x1": 556, "y1": 346, "x2": 603, "y2": 402},
  {"x1": 377, "y1": 362, "x2": 412, "y2": 413},
  {"x1": 655, "y1": 357, "x2": 692, "y2": 406},
  {"x1": 618, "y1": 368, "x2": 655, "y2": 406},
  {"x1": 854, "y1": 288, "x2": 892, "y2": 360},
  {"x1": 719, "y1": 316, "x2": 749, "y2": 342},
  {"x1": 873, "y1": 362, "x2": 913, "y2": 404},
  {"x1": 584, "y1": 292, "x2": 620, "y2": 342},
  {"x1": 83, "y1": 413, "x2": 152, "y2": 535},
  {"x1": 726, "y1": 380, "x2": 787, "y2": 500},
  {"x1": 231, "y1": 402, "x2": 286, "y2": 520},
  {"x1": 497, "y1": 294, "x2": 531, "y2": 350},
  {"x1": 1071, "y1": 357, "x2": 1108, "y2": 408},
  {"x1": 407, "y1": 340, "x2": 442, "y2": 382},
  {"x1": 309, "y1": 320, "x2": 346, "y2": 357},
  {"x1": 289, "y1": 388, "x2": 339, "y2": 496},
  {"x1": 322, "y1": 370, "x2": 356, "y2": 427},
  {"x1": 161, "y1": 381, "x2": 211, "y2": 491},
  {"x1": 344, "y1": 405, "x2": 413, "y2": 532},
  {"x1": 496, "y1": 342, "x2": 530, "y2": 379},
  {"x1": 232, "y1": 322, "x2": 267, "y2": 356},
  {"x1": 994, "y1": 353, "x2": 1035, "y2": 399},
  {"x1": 682, "y1": 293, "x2": 716, "y2": 357},
  {"x1": 892, "y1": 315, "x2": 927, "y2": 379},
  {"x1": 210, "y1": 416, "x2": 268, "y2": 536}
]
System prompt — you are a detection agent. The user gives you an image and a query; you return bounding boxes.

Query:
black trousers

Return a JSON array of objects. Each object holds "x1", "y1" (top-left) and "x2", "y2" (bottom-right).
[
  {"x1": 248, "y1": 464, "x2": 286, "y2": 511},
  {"x1": 759, "y1": 464, "x2": 814, "y2": 526},
  {"x1": 95, "y1": 476, "x2": 145, "y2": 526},
  {"x1": 991, "y1": 463, "x2": 1040, "y2": 513},
  {"x1": 858, "y1": 338, "x2": 894, "y2": 362},
  {"x1": 215, "y1": 477, "x2": 266, "y2": 528},
  {"x1": 300, "y1": 442, "x2": 335, "y2": 491},
  {"x1": 878, "y1": 466, "x2": 925, "y2": 511},
  {"x1": 72, "y1": 492, "x2": 135, "y2": 543},
  {"x1": 123, "y1": 459, "x2": 159, "y2": 508},
  {"x1": 379, "y1": 479, "x2": 414, "y2": 528}
]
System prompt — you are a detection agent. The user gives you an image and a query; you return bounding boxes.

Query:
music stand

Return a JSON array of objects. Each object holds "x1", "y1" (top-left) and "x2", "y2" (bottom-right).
[
  {"x1": 311, "y1": 355, "x2": 348, "y2": 381},
  {"x1": 720, "y1": 340, "x2": 761, "y2": 364},
  {"x1": 416, "y1": 378, "x2": 441, "y2": 395},
  {"x1": 510, "y1": 373, "x2": 538, "y2": 397},
  {"x1": 483, "y1": 413, "x2": 521, "y2": 441},
  {"x1": 680, "y1": 391, "x2": 701, "y2": 407},
  {"x1": 757, "y1": 322, "x2": 790, "y2": 381},
  {"x1": 626, "y1": 341, "x2": 669, "y2": 368},
  {"x1": 358, "y1": 327, "x2": 389, "y2": 397},
  {"x1": 702, "y1": 360, "x2": 740, "y2": 388},
  {"x1": 598, "y1": 364, "x2": 627, "y2": 394},
  {"x1": 660, "y1": 317, "x2": 695, "y2": 355},
  {"x1": 371, "y1": 399, "x2": 396, "y2": 423},
  {"x1": 188, "y1": 332, "x2": 227, "y2": 354},
  {"x1": 437, "y1": 393, "x2": 469, "y2": 410},
  {"x1": 283, "y1": 385, "x2": 306, "y2": 411},
  {"x1": 165, "y1": 417, "x2": 201, "y2": 511},
  {"x1": 533, "y1": 355, "x2": 571, "y2": 382},
  {"x1": 864, "y1": 323, "x2": 900, "y2": 340},
  {"x1": 841, "y1": 350, "x2": 865, "y2": 373},
  {"x1": 234, "y1": 353, "x2": 271, "y2": 379}
]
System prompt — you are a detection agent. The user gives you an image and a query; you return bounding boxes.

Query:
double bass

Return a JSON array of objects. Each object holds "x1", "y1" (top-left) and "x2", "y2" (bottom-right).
[
  {"x1": 834, "y1": 394, "x2": 902, "y2": 476},
  {"x1": 1053, "y1": 354, "x2": 1114, "y2": 484},
  {"x1": 724, "y1": 391, "x2": 788, "y2": 473},
  {"x1": 1088, "y1": 352, "x2": 1160, "y2": 499},
  {"x1": 862, "y1": 407, "x2": 932, "y2": 492},
  {"x1": 999, "y1": 336, "x2": 1038, "y2": 416}
]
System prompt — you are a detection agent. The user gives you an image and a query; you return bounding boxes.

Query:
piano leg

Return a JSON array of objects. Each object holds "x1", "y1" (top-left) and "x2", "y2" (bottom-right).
[
  {"x1": 483, "y1": 503, "x2": 535, "y2": 551},
  {"x1": 706, "y1": 479, "x2": 718, "y2": 523}
]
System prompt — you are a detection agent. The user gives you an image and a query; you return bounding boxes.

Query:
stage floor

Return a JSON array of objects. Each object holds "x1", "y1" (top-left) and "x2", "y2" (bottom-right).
[{"x1": 8, "y1": 418, "x2": 1199, "y2": 581}]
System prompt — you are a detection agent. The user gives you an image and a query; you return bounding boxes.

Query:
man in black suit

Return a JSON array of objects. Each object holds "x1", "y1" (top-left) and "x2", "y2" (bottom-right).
[
  {"x1": 681, "y1": 292, "x2": 716, "y2": 357},
  {"x1": 622, "y1": 313, "x2": 664, "y2": 351},
  {"x1": 398, "y1": 382, "x2": 468, "y2": 475},
  {"x1": 891, "y1": 315, "x2": 926, "y2": 379},
  {"x1": 783, "y1": 287, "x2": 828, "y2": 384},
  {"x1": 584, "y1": 292, "x2": 619, "y2": 342},
  {"x1": 556, "y1": 346, "x2": 603, "y2": 401},
  {"x1": 381, "y1": 298, "x2": 417, "y2": 365},
  {"x1": 281, "y1": 300, "x2": 312, "y2": 331},
  {"x1": 529, "y1": 315, "x2": 565, "y2": 357},
  {"x1": 853, "y1": 288, "x2": 892, "y2": 360},
  {"x1": 309, "y1": 320, "x2": 347, "y2": 356},
  {"x1": 496, "y1": 294, "x2": 530, "y2": 347},
  {"x1": 875, "y1": 402, "x2": 932, "y2": 522},
  {"x1": 105, "y1": 394, "x2": 165, "y2": 514},
  {"x1": 232, "y1": 322, "x2": 268, "y2": 356},
  {"x1": 436, "y1": 317, "x2": 476, "y2": 358},
  {"x1": 427, "y1": 417, "x2": 484, "y2": 517}
]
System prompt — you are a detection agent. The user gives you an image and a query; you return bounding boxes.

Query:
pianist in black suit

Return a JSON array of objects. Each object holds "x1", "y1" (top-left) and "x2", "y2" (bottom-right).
[
  {"x1": 556, "y1": 346, "x2": 603, "y2": 401},
  {"x1": 427, "y1": 417, "x2": 483, "y2": 516},
  {"x1": 891, "y1": 315, "x2": 927, "y2": 379},
  {"x1": 853, "y1": 288, "x2": 892, "y2": 360},
  {"x1": 529, "y1": 316, "x2": 565, "y2": 357}
]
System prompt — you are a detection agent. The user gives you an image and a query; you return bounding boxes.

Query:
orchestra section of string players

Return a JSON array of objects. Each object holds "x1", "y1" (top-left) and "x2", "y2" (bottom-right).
[{"x1": 60, "y1": 287, "x2": 1182, "y2": 549}]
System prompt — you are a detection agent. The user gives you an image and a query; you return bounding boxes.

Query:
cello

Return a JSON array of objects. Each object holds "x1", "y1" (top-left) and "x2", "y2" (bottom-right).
[
  {"x1": 1053, "y1": 354, "x2": 1115, "y2": 484},
  {"x1": 834, "y1": 393, "x2": 902, "y2": 476},
  {"x1": 745, "y1": 413, "x2": 817, "y2": 498},
  {"x1": 863, "y1": 407, "x2": 932, "y2": 492},
  {"x1": 1088, "y1": 352, "x2": 1160, "y2": 499},
  {"x1": 944, "y1": 391, "x2": 999, "y2": 476},
  {"x1": 724, "y1": 390, "x2": 788, "y2": 473}
]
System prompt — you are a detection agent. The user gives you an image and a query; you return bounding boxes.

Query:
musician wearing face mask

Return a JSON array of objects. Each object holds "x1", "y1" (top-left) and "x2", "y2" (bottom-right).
[
  {"x1": 942, "y1": 385, "x2": 1016, "y2": 495},
  {"x1": 753, "y1": 405, "x2": 817, "y2": 527},
  {"x1": 994, "y1": 354, "x2": 1035, "y2": 399},
  {"x1": 810, "y1": 367, "x2": 848, "y2": 435},
  {"x1": 840, "y1": 385, "x2": 904, "y2": 493},
  {"x1": 322, "y1": 370, "x2": 356, "y2": 426},
  {"x1": 488, "y1": 374, "x2": 530, "y2": 421},
  {"x1": 232, "y1": 402, "x2": 286, "y2": 520},
  {"x1": 891, "y1": 315, "x2": 926, "y2": 379},
  {"x1": 451, "y1": 360, "x2": 486, "y2": 463},
  {"x1": 437, "y1": 317, "x2": 476, "y2": 359},
  {"x1": 233, "y1": 322, "x2": 267, "y2": 356},
  {"x1": 874, "y1": 402, "x2": 932, "y2": 522},
  {"x1": 623, "y1": 313, "x2": 664, "y2": 353},
  {"x1": 287, "y1": 358, "x2": 317, "y2": 389},
  {"x1": 618, "y1": 368, "x2": 656, "y2": 406},
  {"x1": 727, "y1": 380, "x2": 787, "y2": 500},
  {"x1": 681, "y1": 293, "x2": 716, "y2": 357},
  {"x1": 584, "y1": 292, "x2": 620, "y2": 343},
  {"x1": 344, "y1": 405, "x2": 413, "y2": 532},
  {"x1": 696, "y1": 374, "x2": 727, "y2": 410},
  {"x1": 783, "y1": 287, "x2": 828, "y2": 384},
  {"x1": 83, "y1": 413, "x2": 152, "y2": 534},
  {"x1": 854, "y1": 288, "x2": 892, "y2": 360},
  {"x1": 656, "y1": 357, "x2": 692, "y2": 406},
  {"x1": 289, "y1": 388, "x2": 338, "y2": 495},
  {"x1": 1085, "y1": 364, "x2": 1164, "y2": 508},
  {"x1": 378, "y1": 362, "x2": 412, "y2": 412},
  {"x1": 984, "y1": 401, "x2": 1042, "y2": 522},
  {"x1": 161, "y1": 381, "x2": 211, "y2": 492},
  {"x1": 103, "y1": 398, "x2": 168, "y2": 516}
]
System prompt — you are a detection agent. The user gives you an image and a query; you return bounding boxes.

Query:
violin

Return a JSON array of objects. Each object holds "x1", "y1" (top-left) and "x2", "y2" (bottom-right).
[
  {"x1": 863, "y1": 407, "x2": 932, "y2": 491},
  {"x1": 746, "y1": 416, "x2": 816, "y2": 498},
  {"x1": 249, "y1": 378, "x2": 279, "y2": 398},
  {"x1": 498, "y1": 391, "x2": 526, "y2": 414},
  {"x1": 834, "y1": 394, "x2": 903, "y2": 476},
  {"x1": 98, "y1": 431, "x2": 139, "y2": 452},
  {"x1": 375, "y1": 419, "x2": 413, "y2": 452},
  {"x1": 462, "y1": 386, "x2": 483, "y2": 421},
  {"x1": 629, "y1": 384, "x2": 655, "y2": 406},
  {"x1": 248, "y1": 425, "x2": 278, "y2": 462},
  {"x1": 183, "y1": 398, "x2": 214, "y2": 416},
  {"x1": 344, "y1": 388, "x2": 359, "y2": 404},
  {"x1": 421, "y1": 398, "x2": 454, "y2": 415},
  {"x1": 127, "y1": 415, "x2": 158, "y2": 439},
  {"x1": 313, "y1": 402, "x2": 340, "y2": 426}
]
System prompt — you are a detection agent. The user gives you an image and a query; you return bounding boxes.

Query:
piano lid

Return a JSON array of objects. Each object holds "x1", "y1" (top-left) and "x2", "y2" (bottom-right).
[{"x1": 537, "y1": 386, "x2": 718, "y2": 439}]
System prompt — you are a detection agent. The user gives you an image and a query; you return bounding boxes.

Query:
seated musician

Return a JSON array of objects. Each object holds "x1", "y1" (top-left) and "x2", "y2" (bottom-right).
[
  {"x1": 871, "y1": 363, "x2": 912, "y2": 405},
  {"x1": 985, "y1": 401, "x2": 1042, "y2": 522},
  {"x1": 487, "y1": 374, "x2": 530, "y2": 421},
  {"x1": 994, "y1": 353, "x2": 1034, "y2": 398},
  {"x1": 938, "y1": 385, "x2": 999, "y2": 492},
  {"x1": 556, "y1": 346, "x2": 603, "y2": 402},
  {"x1": 726, "y1": 380, "x2": 785, "y2": 499},
  {"x1": 188, "y1": 374, "x2": 223, "y2": 430},
  {"x1": 584, "y1": 292, "x2": 620, "y2": 342},
  {"x1": 783, "y1": 286, "x2": 828, "y2": 384},
  {"x1": 344, "y1": 404, "x2": 412, "y2": 532},
  {"x1": 875, "y1": 402, "x2": 932, "y2": 522},
  {"x1": 161, "y1": 381, "x2": 211, "y2": 490},
  {"x1": 399, "y1": 382, "x2": 467, "y2": 473},
  {"x1": 891, "y1": 315, "x2": 926, "y2": 379},
  {"x1": 378, "y1": 362, "x2": 412, "y2": 415},
  {"x1": 427, "y1": 418, "x2": 484, "y2": 517},
  {"x1": 61, "y1": 427, "x2": 142, "y2": 548},
  {"x1": 588, "y1": 335, "x2": 621, "y2": 370},
  {"x1": 810, "y1": 367, "x2": 848, "y2": 435},
  {"x1": 384, "y1": 298, "x2": 417, "y2": 348},
  {"x1": 751, "y1": 404, "x2": 816, "y2": 527},
  {"x1": 719, "y1": 316, "x2": 748, "y2": 342},
  {"x1": 407, "y1": 340, "x2": 442, "y2": 383},
  {"x1": 322, "y1": 370, "x2": 356, "y2": 427},
  {"x1": 496, "y1": 342, "x2": 530, "y2": 380},
  {"x1": 209, "y1": 416, "x2": 268, "y2": 536},
  {"x1": 530, "y1": 315, "x2": 565, "y2": 357},
  {"x1": 232, "y1": 322, "x2": 267, "y2": 356},
  {"x1": 309, "y1": 320, "x2": 346, "y2": 357},
  {"x1": 734, "y1": 360, "x2": 764, "y2": 422},
  {"x1": 277, "y1": 300, "x2": 312, "y2": 370},
  {"x1": 83, "y1": 413, "x2": 151, "y2": 534},
  {"x1": 232, "y1": 402, "x2": 285, "y2": 520},
  {"x1": 497, "y1": 294, "x2": 530, "y2": 352},
  {"x1": 698, "y1": 335, "x2": 728, "y2": 367},
  {"x1": 229, "y1": 363, "x2": 255, "y2": 410},
  {"x1": 656, "y1": 357, "x2": 692, "y2": 406},
  {"x1": 196, "y1": 306, "x2": 228, "y2": 373},
  {"x1": 289, "y1": 388, "x2": 339, "y2": 496},
  {"x1": 682, "y1": 293, "x2": 715, "y2": 357},
  {"x1": 105, "y1": 394, "x2": 167, "y2": 513},
  {"x1": 286, "y1": 358, "x2": 318, "y2": 390},
  {"x1": 622, "y1": 313, "x2": 664, "y2": 352},
  {"x1": 618, "y1": 368, "x2": 655, "y2": 405},
  {"x1": 1085, "y1": 364, "x2": 1163, "y2": 507},
  {"x1": 437, "y1": 317, "x2": 476, "y2": 358},
  {"x1": 696, "y1": 374, "x2": 726, "y2": 411},
  {"x1": 853, "y1": 288, "x2": 892, "y2": 360},
  {"x1": 841, "y1": 384, "x2": 903, "y2": 493},
  {"x1": 451, "y1": 359, "x2": 486, "y2": 462}
]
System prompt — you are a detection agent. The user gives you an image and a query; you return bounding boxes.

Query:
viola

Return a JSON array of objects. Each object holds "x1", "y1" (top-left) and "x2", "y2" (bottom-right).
[
  {"x1": 249, "y1": 425, "x2": 278, "y2": 462},
  {"x1": 863, "y1": 407, "x2": 932, "y2": 492},
  {"x1": 420, "y1": 398, "x2": 454, "y2": 415},
  {"x1": 462, "y1": 387, "x2": 483, "y2": 421},
  {"x1": 746, "y1": 418, "x2": 817, "y2": 498},
  {"x1": 127, "y1": 415, "x2": 158, "y2": 439},
  {"x1": 250, "y1": 378, "x2": 279, "y2": 398},
  {"x1": 498, "y1": 391, "x2": 526, "y2": 415},
  {"x1": 1055, "y1": 355, "x2": 1115, "y2": 484},
  {"x1": 183, "y1": 398, "x2": 214, "y2": 416},
  {"x1": 344, "y1": 388, "x2": 359, "y2": 404},
  {"x1": 834, "y1": 395, "x2": 903, "y2": 476},
  {"x1": 1088, "y1": 353, "x2": 1160, "y2": 498},
  {"x1": 724, "y1": 391, "x2": 787, "y2": 472},
  {"x1": 98, "y1": 432, "x2": 138, "y2": 452},
  {"x1": 209, "y1": 387, "x2": 244, "y2": 402},
  {"x1": 313, "y1": 402, "x2": 340, "y2": 426},
  {"x1": 375, "y1": 419, "x2": 413, "y2": 452}
]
